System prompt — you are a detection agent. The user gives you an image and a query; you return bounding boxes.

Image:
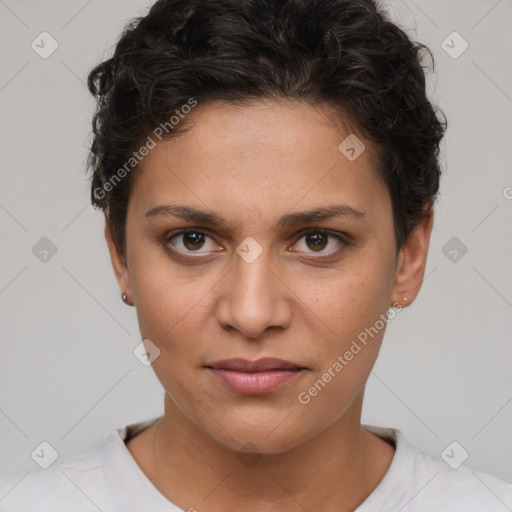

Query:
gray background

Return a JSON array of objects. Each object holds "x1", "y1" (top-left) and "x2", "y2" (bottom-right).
[{"x1": 1, "y1": 0, "x2": 511, "y2": 485}]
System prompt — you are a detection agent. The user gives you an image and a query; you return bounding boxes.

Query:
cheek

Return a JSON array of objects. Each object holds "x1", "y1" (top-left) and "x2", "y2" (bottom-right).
[
  {"x1": 130, "y1": 253, "x2": 215, "y2": 358},
  {"x1": 129, "y1": 235, "x2": 199, "y2": 304},
  {"x1": 295, "y1": 348, "x2": 378, "y2": 435},
  {"x1": 288, "y1": 249, "x2": 395, "y2": 401},
  {"x1": 291, "y1": 256, "x2": 394, "y2": 342},
  {"x1": 294, "y1": 279, "x2": 393, "y2": 423},
  {"x1": 132, "y1": 278, "x2": 210, "y2": 407}
]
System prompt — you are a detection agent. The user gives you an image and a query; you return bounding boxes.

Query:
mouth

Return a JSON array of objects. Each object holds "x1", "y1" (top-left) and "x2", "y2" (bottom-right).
[{"x1": 204, "y1": 358, "x2": 307, "y2": 394}]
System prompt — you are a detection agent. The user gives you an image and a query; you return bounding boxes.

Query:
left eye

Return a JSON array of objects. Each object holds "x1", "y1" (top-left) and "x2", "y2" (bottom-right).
[{"x1": 291, "y1": 230, "x2": 345, "y2": 255}]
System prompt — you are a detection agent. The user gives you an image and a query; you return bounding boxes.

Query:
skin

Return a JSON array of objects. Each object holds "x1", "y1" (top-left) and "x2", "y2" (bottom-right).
[{"x1": 105, "y1": 99, "x2": 433, "y2": 511}]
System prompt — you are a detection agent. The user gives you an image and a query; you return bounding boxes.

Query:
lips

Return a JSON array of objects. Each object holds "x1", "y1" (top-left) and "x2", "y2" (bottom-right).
[
  {"x1": 205, "y1": 358, "x2": 306, "y2": 394},
  {"x1": 206, "y1": 357, "x2": 304, "y2": 372}
]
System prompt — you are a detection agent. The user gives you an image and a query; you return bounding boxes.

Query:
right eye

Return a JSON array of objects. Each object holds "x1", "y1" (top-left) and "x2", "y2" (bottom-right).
[{"x1": 165, "y1": 228, "x2": 223, "y2": 256}]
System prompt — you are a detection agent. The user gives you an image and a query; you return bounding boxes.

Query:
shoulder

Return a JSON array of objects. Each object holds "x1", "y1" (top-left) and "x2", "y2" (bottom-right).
[
  {"x1": 396, "y1": 433, "x2": 512, "y2": 510},
  {"x1": 0, "y1": 418, "x2": 163, "y2": 512},
  {"x1": 409, "y1": 450, "x2": 512, "y2": 510},
  {"x1": 0, "y1": 443, "x2": 109, "y2": 512},
  {"x1": 363, "y1": 424, "x2": 512, "y2": 511}
]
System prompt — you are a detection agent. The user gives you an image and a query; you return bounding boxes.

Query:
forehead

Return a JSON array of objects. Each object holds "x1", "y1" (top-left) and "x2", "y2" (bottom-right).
[{"x1": 128, "y1": 99, "x2": 389, "y2": 226}]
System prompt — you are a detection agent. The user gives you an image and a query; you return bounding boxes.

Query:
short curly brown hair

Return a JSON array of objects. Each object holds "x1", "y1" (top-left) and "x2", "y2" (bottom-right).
[{"x1": 87, "y1": 0, "x2": 447, "y2": 258}]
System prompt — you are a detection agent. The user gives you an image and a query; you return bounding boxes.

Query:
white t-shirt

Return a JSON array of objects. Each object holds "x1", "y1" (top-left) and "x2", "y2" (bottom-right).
[{"x1": 1, "y1": 416, "x2": 511, "y2": 511}]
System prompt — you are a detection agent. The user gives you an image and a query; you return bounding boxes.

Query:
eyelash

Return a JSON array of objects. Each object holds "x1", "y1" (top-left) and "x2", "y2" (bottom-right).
[{"x1": 162, "y1": 227, "x2": 350, "y2": 261}]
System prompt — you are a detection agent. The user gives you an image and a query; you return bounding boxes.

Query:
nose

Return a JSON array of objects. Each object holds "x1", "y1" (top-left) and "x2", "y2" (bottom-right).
[{"x1": 216, "y1": 246, "x2": 293, "y2": 340}]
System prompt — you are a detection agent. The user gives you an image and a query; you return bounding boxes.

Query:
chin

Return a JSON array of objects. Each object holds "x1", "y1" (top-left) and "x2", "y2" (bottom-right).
[{"x1": 205, "y1": 409, "x2": 311, "y2": 455}]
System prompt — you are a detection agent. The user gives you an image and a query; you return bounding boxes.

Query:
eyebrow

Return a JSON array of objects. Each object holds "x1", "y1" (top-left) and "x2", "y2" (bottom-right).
[{"x1": 145, "y1": 203, "x2": 366, "y2": 228}]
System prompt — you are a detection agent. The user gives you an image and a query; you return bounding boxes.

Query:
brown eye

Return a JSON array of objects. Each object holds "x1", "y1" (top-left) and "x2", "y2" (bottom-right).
[
  {"x1": 305, "y1": 231, "x2": 328, "y2": 251},
  {"x1": 167, "y1": 229, "x2": 218, "y2": 254},
  {"x1": 182, "y1": 231, "x2": 205, "y2": 251},
  {"x1": 291, "y1": 229, "x2": 346, "y2": 257}
]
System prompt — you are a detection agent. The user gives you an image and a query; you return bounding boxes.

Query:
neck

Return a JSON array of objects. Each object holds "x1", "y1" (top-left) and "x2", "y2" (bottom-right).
[{"x1": 131, "y1": 391, "x2": 394, "y2": 512}]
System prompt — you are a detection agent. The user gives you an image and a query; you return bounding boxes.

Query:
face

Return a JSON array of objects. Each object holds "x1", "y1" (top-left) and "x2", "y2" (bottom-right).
[{"x1": 106, "y1": 99, "x2": 432, "y2": 454}]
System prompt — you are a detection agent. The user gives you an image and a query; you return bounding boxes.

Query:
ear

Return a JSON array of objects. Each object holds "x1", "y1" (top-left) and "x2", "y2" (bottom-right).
[
  {"x1": 104, "y1": 216, "x2": 133, "y2": 305},
  {"x1": 390, "y1": 206, "x2": 434, "y2": 308}
]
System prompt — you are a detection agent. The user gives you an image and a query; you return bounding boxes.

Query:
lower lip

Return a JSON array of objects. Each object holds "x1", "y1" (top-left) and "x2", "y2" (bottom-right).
[{"x1": 207, "y1": 368, "x2": 303, "y2": 394}]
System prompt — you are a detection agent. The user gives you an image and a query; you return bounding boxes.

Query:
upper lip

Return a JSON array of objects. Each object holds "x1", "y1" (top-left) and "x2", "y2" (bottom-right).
[{"x1": 205, "y1": 358, "x2": 304, "y2": 372}]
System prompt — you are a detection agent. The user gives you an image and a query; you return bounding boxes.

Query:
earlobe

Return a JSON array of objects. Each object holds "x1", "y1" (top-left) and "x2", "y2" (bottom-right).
[
  {"x1": 390, "y1": 206, "x2": 434, "y2": 308},
  {"x1": 104, "y1": 216, "x2": 133, "y2": 304}
]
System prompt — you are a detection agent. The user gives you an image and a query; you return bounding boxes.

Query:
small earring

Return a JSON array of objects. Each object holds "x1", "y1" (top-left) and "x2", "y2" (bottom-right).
[{"x1": 122, "y1": 292, "x2": 130, "y2": 305}]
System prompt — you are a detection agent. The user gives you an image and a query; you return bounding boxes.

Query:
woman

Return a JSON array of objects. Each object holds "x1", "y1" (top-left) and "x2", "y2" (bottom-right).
[{"x1": 1, "y1": 0, "x2": 511, "y2": 510}]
